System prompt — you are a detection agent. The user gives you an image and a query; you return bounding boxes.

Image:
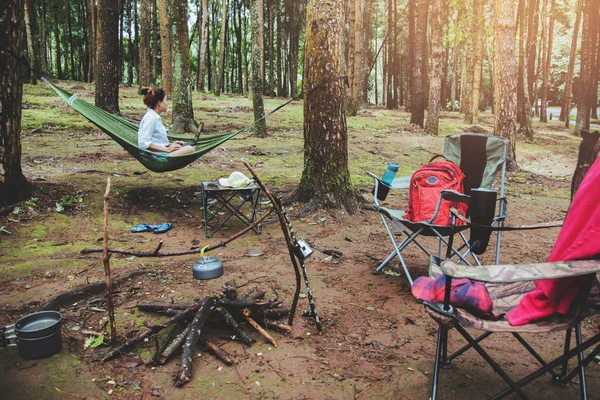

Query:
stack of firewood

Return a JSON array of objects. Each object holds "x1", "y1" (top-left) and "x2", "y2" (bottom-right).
[{"x1": 100, "y1": 280, "x2": 292, "y2": 387}]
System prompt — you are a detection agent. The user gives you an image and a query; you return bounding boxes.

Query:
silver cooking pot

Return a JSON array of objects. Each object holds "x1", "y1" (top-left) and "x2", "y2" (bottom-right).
[{"x1": 1, "y1": 311, "x2": 63, "y2": 359}]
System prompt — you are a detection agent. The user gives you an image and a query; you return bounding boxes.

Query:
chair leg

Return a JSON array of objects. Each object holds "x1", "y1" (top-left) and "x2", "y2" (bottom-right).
[
  {"x1": 454, "y1": 325, "x2": 530, "y2": 399},
  {"x1": 575, "y1": 324, "x2": 588, "y2": 400},
  {"x1": 431, "y1": 324, "x2": 448, "y2": 400},
  {"x1": 373, "y1": 249, "x2": 397, "y2": 274}
]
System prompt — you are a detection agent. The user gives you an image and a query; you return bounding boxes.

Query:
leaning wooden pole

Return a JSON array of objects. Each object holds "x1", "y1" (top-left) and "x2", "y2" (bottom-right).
[
  {"x1": 103, "y1": 177, "x2": 117, "y2": 343},
  {"x1": 243, "y1": 161, "x2": 302, "y2": 327}
]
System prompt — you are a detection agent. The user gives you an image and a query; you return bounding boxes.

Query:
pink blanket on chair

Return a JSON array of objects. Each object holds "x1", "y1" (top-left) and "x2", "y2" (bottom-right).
[{"x1": 507, "y1": 158, "x2": 600, "y2": 326}]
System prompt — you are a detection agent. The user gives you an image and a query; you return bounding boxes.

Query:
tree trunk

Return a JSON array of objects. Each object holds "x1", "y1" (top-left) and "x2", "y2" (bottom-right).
[
  {"x1": 233, "y1": 0, "x2": 243, "y2": 93},
  {"x1": 517, "y1": 0, "x2": 525, "y2": 124},
  {"x1": 591, "y1": 9, "x2": 600, "y2": 120},
  {"x1": 539, "y1": 0, "x2": 550, "y2": 123},
  {"x1": 152, "y1": 0, "x2": 160, "y2": 82},
  {"x1": 462, "y1": 9, "x2": 474, "y2": 121},
  {"x1": 267, "y1": 0, "x2": 275, "y2": 96},
  {"x1": 53, "y1": 2, "x2": 63, "y2": 79},
  {"x1": 406, "y1": 0, "x2": 414, "y2": 111},
  {"x1": 362, "y1": 0, "x2": 373, "y2": 104},
  {"x1": 450, "y1": 47, "x2": 458, "y2": 111},
  {"x1": 295, "y1": 0, "x2": 358, "y2": 214},
  {"x1": 519, "y1": 0, "x2": 535, "y2": 140},
  {"x1": 276, "y1": 0, "x2": 283, "y2": 96},
  {"x1": 526, "y1": 0, "x2": 539, "y2": 107},
  {"x1": 289, "y1": 0, "x2": 300, "y2": 98},
  {"x1": 348, "y1": 0, "x2": 365, "y2": 116},
  {"x1": 215, "y1": 0, "x2": 227, "y2": 96},
  {"x1": 575, "y1": 0, "x2": 595, "y2": 133},
  {"x1": 250, "y1": 0, "x2": 267, "y2": 137},
  {"x1": 139, "y1": 0, "x2": 151, "y2": 91},
  {"x1": 0, "y1": 0, "x2": 29, "y2": 201},
  {"x1": 158, "y1": 0, "x2": 173, "y2": 95},
  {"x1": 24, "y1": 0, "x2": 41, "y2": 84},
  {"x1": 197, "y1": 0, "x2": 208, "y2": 92},
  {"x1": 87, "y1": 0, "x2": 95, "y2": 82},
  {"x1": 40, "y1": 0, "x2": 49, "y2": 76},
  {"x1": 170, "y1": 0, "x2": 196, "y2": 134},
  {"x1": 410, "y1": 0, "x2": 428, "y2": 127},
  {"x1": 425, "y1": 0, "x2": 443, "y2": 135},
  {"x1": 95, "y1": 0, "x2": 120, "y2": 114},
  {"x1": 470, "y1": 0, "x2": 484, "y2": 124},
  {"x1": 127, "y1": 0, "x2": 134, "y2": 85},
  {"x1": 562, "y1": 0, "x2": 582, "y2": 127},
  {"x1": 494, "y1": 0, "x2": 518, "y2": 171}
]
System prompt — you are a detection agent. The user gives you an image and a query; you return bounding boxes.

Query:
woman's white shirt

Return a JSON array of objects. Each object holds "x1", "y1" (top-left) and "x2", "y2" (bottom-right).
[{"x1": 138, "y1": 108, "x2": 169, "y2": 149}]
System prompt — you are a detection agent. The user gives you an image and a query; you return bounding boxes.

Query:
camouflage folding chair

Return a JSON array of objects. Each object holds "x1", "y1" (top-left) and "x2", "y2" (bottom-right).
[
  {"x1": 368, "y1": 133, "x2": 509, "y2": 285},
  {"x1": 422, "y1": 257, "x2": 600, "y2": 399}
]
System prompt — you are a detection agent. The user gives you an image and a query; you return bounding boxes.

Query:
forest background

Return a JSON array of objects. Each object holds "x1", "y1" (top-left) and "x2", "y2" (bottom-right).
[{"x1": 3, "y1": 0, "x2": 600, "y2": 203}]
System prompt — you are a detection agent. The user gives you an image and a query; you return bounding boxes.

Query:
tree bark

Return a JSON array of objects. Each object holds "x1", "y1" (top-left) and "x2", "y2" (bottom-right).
[
  {"x1": 575, "y1": 0, "x2": 596, "y2": 133},
  {"x1": 562, "y1": 0, "x2": 582, "y2": 127},
  {"x1": 215, "y1": 0, "x2": 227, "y2": 96},
  {"x1": 406, "y1": 0, "x2": 414, "y2": 110},
  {"x1": 151, "y1": 0, "x2": 159, "y2": 82},
  {"x1": 348, "y1": 0, "x2": 365, "y2": 116},
  {"x1": 519, "y1": 0, "x2": 535, "y2": 140},
  {"x1": 425, "y1": 0, "x2": 443, "y2": 135},
  {"x1": 288, "y1": 0, "x2": 300, "y2": 97},
  {"x1": 139, "y1": 0, "x2": 152, "y2": 91},
  {"x1": 0, "y1": 0, "x2": 29, "y2": 201},
  {"x1": 462, "y1": 10, "x2": 474, "y2": 121},
  {"x1": 126, "y1": 0, "x2": 134, "y2": 85},
  {"x1": 52, "y1": 1, "x2": 63, "y2": 79},
  {"x1": 24, "y1": 0, "x2": 41, "y2": 84},
  {"x1": 197, "y1": 0, "x2": 209, "y2": 92},
  {"x1": 294, "y1": 0, "x2": 358, "y2": 214},
  {"x1": 526, "y1": 0, "x2": 539, "y2": 107},
  {"x1": 410, "y1": 0, "x2": 428, "y2": 127},
  {"x1": 540, "y1": 0, "x2": 554, "y2": 122},
  {"x1": 170, "y1": 0, "x2": 196, "y2": 134},
  {"x1": 470, "y1": 0, "x2": 484, "y2": 123},
  {"x1": 250, "y1": 0, "x2": 267, "y2": 136},
  {"x1": 494, "y1": 0, "x2": 519, "y2": 170},
  {"x1": 95, "y1": 0, "x2": 120, "y2": 114},
  {"x1": 158, "y1": 0, "x2": 173, "y2": 95},
  {"x1": 86, "y1": 0, "x2": 95, "y2": 82}
]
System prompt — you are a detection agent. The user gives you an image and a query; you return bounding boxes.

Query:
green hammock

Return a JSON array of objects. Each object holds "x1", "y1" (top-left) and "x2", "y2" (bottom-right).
[{"x1": 45, "y1": 80, "x2": 243, "y2": 173}]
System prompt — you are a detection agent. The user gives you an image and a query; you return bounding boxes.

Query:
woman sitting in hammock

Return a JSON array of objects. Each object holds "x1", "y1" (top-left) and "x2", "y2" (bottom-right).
[{"x1": 138, "y1": 87, "x2": 195, "y2": 156}]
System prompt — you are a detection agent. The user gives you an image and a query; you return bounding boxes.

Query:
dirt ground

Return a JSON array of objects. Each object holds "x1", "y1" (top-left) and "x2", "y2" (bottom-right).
[{"x1": 0, "y1": 84, "x2": 598, "y2": 399}]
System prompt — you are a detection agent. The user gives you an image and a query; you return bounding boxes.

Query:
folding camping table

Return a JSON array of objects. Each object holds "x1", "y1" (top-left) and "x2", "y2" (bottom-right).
[{"x1": 200, "y1": 181, "x2": 262, "y2": 238}]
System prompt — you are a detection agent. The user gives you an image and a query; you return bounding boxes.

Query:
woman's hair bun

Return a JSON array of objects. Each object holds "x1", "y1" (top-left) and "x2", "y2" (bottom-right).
[{"x1": 140, "y1": 87, "x2": 150, "y2": 95}]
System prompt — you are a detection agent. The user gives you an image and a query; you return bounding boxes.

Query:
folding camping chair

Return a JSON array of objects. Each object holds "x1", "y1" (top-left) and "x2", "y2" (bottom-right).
[
  {"x1": 368, "y1": 133, "x2": 509, "y2": 285},
  {"x1": 423, "y1": 256, "x2": 600, "y2": 399}
]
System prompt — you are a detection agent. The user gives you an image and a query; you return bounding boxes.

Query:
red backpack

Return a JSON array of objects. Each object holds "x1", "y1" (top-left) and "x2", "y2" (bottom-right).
[{"x1": 405, "y1": 155, "x2": 468, "y2": 225}]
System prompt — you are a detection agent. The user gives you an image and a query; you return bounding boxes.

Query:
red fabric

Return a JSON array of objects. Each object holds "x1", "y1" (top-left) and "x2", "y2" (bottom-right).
[
  {"x1": 506, "y1": 158, "x2": 600, "y2": 326},
  {"x1": 412, "y1": 275, "x2": 493, "y2": 317}
]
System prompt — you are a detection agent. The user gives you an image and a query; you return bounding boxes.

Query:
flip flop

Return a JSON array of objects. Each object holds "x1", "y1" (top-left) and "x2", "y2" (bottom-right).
[
  {"x1": 153, "y1": 223, "x2": 173, "y2": 234},
  {"x1": 130, "y1": 224, "x2": 157, "y2": 233}
]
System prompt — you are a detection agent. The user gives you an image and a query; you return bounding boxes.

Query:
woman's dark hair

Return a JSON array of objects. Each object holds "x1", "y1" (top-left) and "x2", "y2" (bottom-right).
[{"x1": 141, "y1": 87, "x2": 166, "y2": 109}]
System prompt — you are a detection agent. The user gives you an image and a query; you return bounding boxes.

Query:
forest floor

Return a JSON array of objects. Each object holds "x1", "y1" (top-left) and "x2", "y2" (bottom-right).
[{"x1": 0, "y1": 81, "x2": 598, "y2": 399}]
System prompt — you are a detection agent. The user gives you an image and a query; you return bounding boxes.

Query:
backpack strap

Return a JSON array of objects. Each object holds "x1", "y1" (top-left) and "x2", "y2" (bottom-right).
[{"x1": 428, "y1": 154, "x2": 448, "y2": 164}]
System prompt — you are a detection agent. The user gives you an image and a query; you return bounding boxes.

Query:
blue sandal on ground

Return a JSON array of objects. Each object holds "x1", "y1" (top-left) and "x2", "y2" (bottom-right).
[
  {"x1": 153, "y1": 223, "x2": 173, "y2": 234},
  {"x1": 131, "y1": 224, "x2": 157, "y2": 233}
]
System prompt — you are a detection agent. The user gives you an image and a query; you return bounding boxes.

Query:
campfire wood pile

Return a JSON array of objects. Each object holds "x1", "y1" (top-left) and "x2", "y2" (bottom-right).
[{"x1": 100, "y1": 280, "x2": 292, "y2": 388}]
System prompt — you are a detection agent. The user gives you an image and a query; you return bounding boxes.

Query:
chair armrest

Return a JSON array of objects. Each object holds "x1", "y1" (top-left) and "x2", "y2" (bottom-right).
[
  {"x1": 440, "y1": 259, "x2": 600, "y2": 283},
  {"x1": 442, "y1": 190, "x2": 471, "y2": 206}
]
